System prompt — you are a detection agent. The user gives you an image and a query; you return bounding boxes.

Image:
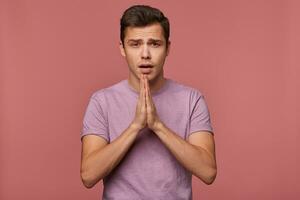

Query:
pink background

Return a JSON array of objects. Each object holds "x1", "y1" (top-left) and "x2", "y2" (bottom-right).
[{"x1": 1, "y1": 0, "x2": 299, "y2": 199}]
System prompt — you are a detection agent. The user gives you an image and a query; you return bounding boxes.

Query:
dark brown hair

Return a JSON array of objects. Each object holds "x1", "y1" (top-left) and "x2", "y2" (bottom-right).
[{"x1": 120, "y1": 5, "x2": 170, "y2": 48}]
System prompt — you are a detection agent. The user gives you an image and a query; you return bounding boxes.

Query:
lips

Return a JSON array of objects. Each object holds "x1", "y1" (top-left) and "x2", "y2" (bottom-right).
[
  {"x1": 138, "y1": 64, "x2": 153, "y2": 74},
  {"x1": 138, "y1": 64, "x2": 153, "y2": 68}
]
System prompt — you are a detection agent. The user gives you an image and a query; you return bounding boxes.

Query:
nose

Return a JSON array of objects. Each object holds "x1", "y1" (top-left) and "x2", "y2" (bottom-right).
[{"x1": 141, "y1": 45, "x2": 151, "y2": 60}]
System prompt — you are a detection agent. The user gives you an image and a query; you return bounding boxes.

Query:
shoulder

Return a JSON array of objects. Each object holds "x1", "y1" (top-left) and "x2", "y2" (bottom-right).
[
  {"x1": 90, "y1": 79, "x2": 126, "y2": 101},
  {"x1": 167, "y1": 79, "x2": 204, "y2": 99}
]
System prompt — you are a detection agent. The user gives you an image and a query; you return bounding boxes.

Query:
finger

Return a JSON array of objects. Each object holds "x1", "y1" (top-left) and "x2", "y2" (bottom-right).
[
  {"x1": 144, "y1": 76, "x2": 149, "y2": 94},
  {"x1": 145, "y1": 77, "x2": 148, "y2": 103},
  {"x1": 138, "y1": 76, "x2": 146, "y2": 114},
  {"x1": 139, "y1": 75, "x2": 144, "y2": 100},
  {"x1": 145, "y1": 78, "x2": 152, "y2": 111},
  {"x1": 143, "y1": 75, "x2": 146, "y2": 105},
  {"x1": 140, "y1": 74, "x2": 145, "y2": 97},
  {"x1": 142, "y1": 75, "x2": 147, "y2": 109},
  {"x1": 145, "y1": 77, "x2": 153, "y2": 105}
]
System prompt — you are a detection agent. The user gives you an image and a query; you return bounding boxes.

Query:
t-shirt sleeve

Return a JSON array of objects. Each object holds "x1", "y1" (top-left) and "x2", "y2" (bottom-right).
[
  {"x1": 80, "y1": 94, "x2": 109, "y2": 142},
  {"x1": 188, "y1": 90, "x2": 214, "y2": 136}
]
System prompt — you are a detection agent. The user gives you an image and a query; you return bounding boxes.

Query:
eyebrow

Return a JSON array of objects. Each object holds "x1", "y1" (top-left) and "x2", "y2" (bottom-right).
[
  {"x1": 127, "y1": 39, "x2": 141, "y2": 43},
  {"x1": 126, "y1": 38, "x2": 163, "y2": 43},
  {"x1": 148, "y1": 39, "x2": 163, "y2": 43}
]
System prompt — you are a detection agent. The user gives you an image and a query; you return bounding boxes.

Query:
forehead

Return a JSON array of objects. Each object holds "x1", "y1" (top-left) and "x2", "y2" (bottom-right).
[{"x1": 124, "y1": 23, "x2": 165, "y2": 41}]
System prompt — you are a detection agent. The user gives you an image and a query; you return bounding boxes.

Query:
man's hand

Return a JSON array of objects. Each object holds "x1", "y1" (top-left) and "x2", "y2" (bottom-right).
[
  {"x1": 131, "y1": 74, "x2": 162, "y2": 131},
  {"x1": 144, "y1": 75, "x2": 162, "y2": 131},
  {"x1": 131, "y1": 74, "x2": 148, "y2": 130}
]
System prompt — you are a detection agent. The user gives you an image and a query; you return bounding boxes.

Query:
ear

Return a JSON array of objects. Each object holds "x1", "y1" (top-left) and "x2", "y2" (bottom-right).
[
  {"x1": 166, "y1": 41, "x2": 171, "y2": 56},
  {"x1": 119, "y1": 41, "x2": 126, "y2": 57}
]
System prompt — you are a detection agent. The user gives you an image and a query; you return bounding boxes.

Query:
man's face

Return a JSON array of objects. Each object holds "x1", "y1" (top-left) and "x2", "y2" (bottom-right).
[{"x1": 120, "y1": 23, "x2": 170, "y2": 82}]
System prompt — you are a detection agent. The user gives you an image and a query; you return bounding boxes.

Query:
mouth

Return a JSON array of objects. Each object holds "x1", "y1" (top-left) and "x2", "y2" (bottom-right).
[
  {"x1": 138, "y1": 64, "x2": 153, "y2": 74},
  {"x1": 138, "y1": 64, "x2": 153, "y2": 68}
]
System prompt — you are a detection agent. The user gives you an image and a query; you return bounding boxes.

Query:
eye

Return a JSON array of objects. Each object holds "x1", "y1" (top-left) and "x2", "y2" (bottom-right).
[
  {"x1": 151, "y1": 42, "x2": 161, "y2": 47},
  {"x1": 129, "y1": 42, "x2": 140, "y2": 47}
]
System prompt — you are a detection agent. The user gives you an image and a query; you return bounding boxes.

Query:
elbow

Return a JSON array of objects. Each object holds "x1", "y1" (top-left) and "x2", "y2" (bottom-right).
[
  {"x1": 196, "y1": 167, "x2": 217, "y2": 185},
  {"x1": 82, "y1": 180, "x2": 95, "y2": 189},
  {"x1": 204, "y1": 168, "x2": 217, "y2": 185},
  {"x1": 81, "y1": 173, "x2": 95, "y2": 189},
  {"x1": 80, "y1": 171, "x2": 101, "y2": 189}
]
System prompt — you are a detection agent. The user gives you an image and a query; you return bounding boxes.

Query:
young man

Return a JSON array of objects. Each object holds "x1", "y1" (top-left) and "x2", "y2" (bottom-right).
[{"x1": 80, "y1": 5, "x2": 217, "y2": 199}]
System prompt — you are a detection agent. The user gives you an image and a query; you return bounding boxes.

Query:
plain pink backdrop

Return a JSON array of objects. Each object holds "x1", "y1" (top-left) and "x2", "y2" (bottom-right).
[{"x1": 1, "y1": 0, "x2": 299, "y2": 199}]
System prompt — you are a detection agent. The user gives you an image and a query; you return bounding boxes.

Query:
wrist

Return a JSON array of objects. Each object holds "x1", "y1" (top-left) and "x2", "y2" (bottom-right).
[
  {"x1": 152, "y1": 120, "x2": 165, "y2": 133},
  {"x1": 129, "y1": 122, "x2": 143, "y2": 132}
]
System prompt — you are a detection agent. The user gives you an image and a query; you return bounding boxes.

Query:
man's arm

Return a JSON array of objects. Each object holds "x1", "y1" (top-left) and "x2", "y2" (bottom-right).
[
  {"x1": 143, "y1": 75, "x2": 217, "y2": 184},
  {"x1": 153, "y1": 125, "x2": 217, "y2": 184},
  {"x1": 80, "y1": 123, "x2": 140, "y2": 188}
]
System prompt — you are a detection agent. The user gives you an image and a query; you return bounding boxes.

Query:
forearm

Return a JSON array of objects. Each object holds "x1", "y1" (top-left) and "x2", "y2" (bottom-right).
[
  {"x1": 153, "y1": 123, "x2": 217, "y2": 184},
  {"x1": 81, "y1": 123, "x2": 140, "y2": 188}
]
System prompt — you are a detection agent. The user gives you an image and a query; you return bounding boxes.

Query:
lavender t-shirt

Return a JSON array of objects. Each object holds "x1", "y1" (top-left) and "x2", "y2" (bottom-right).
[{"x1": 80, "y1": 78, "x2": 214, "y2": 200}]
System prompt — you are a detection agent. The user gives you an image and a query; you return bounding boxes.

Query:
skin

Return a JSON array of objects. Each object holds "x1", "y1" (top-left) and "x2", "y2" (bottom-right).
[{"x1": 80, "y1": 23, "x2": 217, "y2": 189}]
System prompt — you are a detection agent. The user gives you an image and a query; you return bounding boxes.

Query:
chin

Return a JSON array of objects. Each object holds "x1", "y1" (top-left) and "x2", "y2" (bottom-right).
[{"x1": 144, "y1": 73, "x2": 155, "y2": 80}]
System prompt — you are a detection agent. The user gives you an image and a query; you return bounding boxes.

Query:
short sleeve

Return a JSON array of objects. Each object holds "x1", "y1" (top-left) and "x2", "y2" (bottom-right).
[
  {"x1": 188, "y1": 90, "x2": 214, "y2": 136},
  {"x1": 80, "y1": 95, "x2": 109, "y2": 142}
]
